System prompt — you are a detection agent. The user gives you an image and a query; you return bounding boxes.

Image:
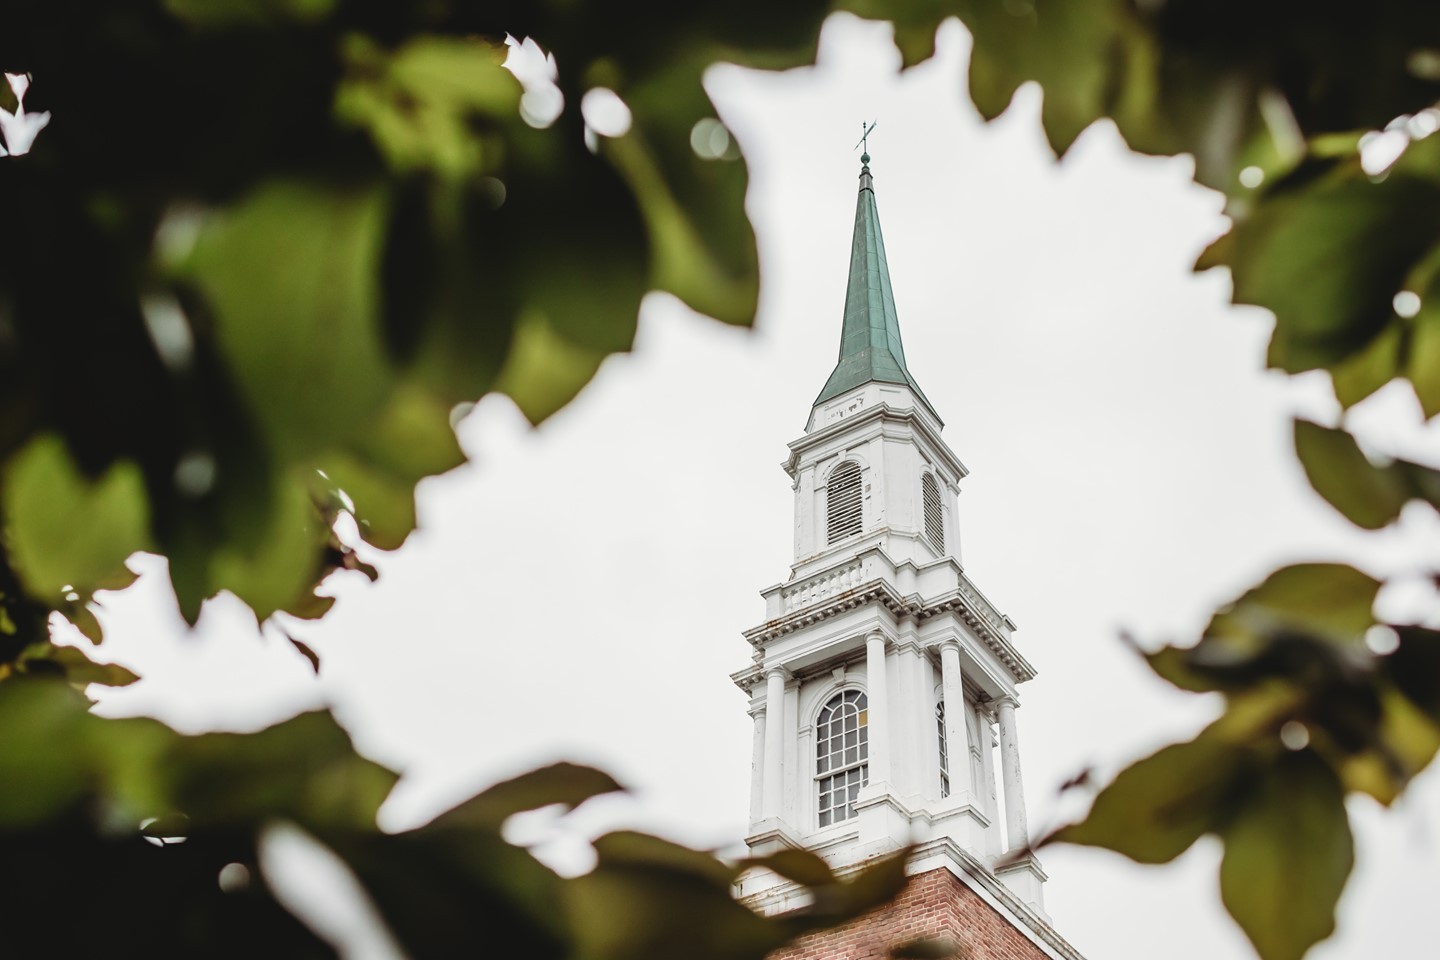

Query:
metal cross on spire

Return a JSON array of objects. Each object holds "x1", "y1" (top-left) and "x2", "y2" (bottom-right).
[{"x1": 854, "y1": 120, "x2": 877, "y2": 163}]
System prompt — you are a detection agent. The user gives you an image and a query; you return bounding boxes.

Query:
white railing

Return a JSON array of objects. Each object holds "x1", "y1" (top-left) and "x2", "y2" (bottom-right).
[{"x1": 781, "y1": 560, "x2": 865, "y2": 613}]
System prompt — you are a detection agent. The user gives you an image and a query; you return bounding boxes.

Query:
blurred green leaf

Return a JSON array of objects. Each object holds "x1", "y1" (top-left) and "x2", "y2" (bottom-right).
[
  {"x1": 567, "y1": 851, "x2": 776, "y2": 960},
  {"x1": 1205, "y1": 140, "x2": 1440, "y2": 375},
  {"x1": 189, "y1": 717, "x2": 391, "y2": 828},
  {"x1": 1329, "y1": 321, "x2": 1403, "y2": 409},
  {"x1": 1336, "y1": 684, "x2": 1440, "y2": 805},
  {"x1": 34, "y1": 642, "x2": 140, "y2": 688},
  {"x1": 437, "y1": 762, "x2": 625, "y2": 829},
  {"x1": 838, "y1": 0, "x2": 950, "y2": 66},
  {"x1": 329, "y1": 823, "x2": 571, "y2": 960},
  {"x1": 567, "y1": 835, "x2": 908, "y2": 960},
  {"x1": 492, "y1": 310, "x2": 617, "y2": 425},
  {"x1": 1386, "y1": 625, "x2": 1440, "y2": 722},
  {"x1": 948, "y1": 0, "x2": 1125, "y2": 156},
  {"x1": 568, "y1": 832, "x2": 772, "y2": 960},
  {"x1": 800, "y1": 845, "x2": 910, "y2": 923},
  {"x1": 1328, "y1": 231, "x2": 1440, "y2": 411},
  {"x1": 1295, "y1": 420, "x2": 1440, "y2": 530},
  {"x1": 891, "y1": 937, "x2": 963, "y2": 959},
  {"x1": 741, "y1": 848, "x2": 836, "y2": 888},
  {"x1": 184, "y1": 180, "x2": 394, "y2": 463},
  {"x1": 1219, "y1": 750, "x2": 1352, "y2": 960},
  {"x1": 316, "y1": 383, "x2": 466, "y2": 550},
  {"x1": 3, "y1": 435, "x2": 150, "y2": 603},
  {"x1": 1049, "y1": 716, "x2": 1249, "y2": 864},
  {"x1": 606, "y1": 60, "x2": 758, "y2": 327},
  {"x1": 65, "y1": 601, "x2": 106, "y2": 645},
  {"x1": 1204, "y1": 562, "x2": 1381, "y2": 650},
  {"x1": 208, "y1": 469, "x2": 330, "y2": 620},
  {"x1": 594, "y1": 830, "x2": 742, "y2": 889},
  {"x1": 165, "y1": 0, "x2": 335, "y2": 27},
  {"x1": 1402, "y1": 242, "x2": 1440, "y2": 417},
  {"x1": 336, "y1": 34, "x2": 519, "y2": 180},
  {"x1": 0, "y1": 679, "x2": 91, "y2": 823}
]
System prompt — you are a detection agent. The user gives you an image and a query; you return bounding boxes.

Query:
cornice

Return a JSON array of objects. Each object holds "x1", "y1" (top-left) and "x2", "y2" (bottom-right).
[
  {"x1": 744, "y1": 580, "x2": 908, "y2": 646},
  {"x1": 785, "y1": 402, "x2": 968, "y2": 481},
  {"x1": 920, "y1": 591, "x2": 1037, "y2": 682},
  {"x1": 731, "y1": 665, "x2": 764, "y2": 694},
  {"x1": 741, "y1": 577, "x2": 1036, "y2": 685}
]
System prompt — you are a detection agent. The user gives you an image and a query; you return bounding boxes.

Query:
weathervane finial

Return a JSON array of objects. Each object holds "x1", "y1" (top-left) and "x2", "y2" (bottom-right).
[{"x1": 854, "y1": 120, "x2": 877, "y2": 165}]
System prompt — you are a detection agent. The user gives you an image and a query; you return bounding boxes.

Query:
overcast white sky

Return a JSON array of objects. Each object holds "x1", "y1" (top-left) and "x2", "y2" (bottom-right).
[{"x1": 80, "y1": 14, "x2": 1440, "y2": 960}]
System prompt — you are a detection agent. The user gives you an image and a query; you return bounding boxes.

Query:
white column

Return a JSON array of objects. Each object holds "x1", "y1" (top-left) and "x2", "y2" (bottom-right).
[
  {"x1": 939, "y1": 640, "x2": 974, "y2": 799},
  {"x1": 902, "y1": 646, "x2": 929, "y2": 794},
  {"x1": 996, "y1": 696, "x2": 1028, "y2": 850},
  {"x1": 865, "y1": 632, "x2": 890, "y2": 785},
  {"x1": 762, "y1": 666, "x2": 787, "y2": 819},
  {"x1": 748, "y1": 704, "x2": 766, "y2": 823}
]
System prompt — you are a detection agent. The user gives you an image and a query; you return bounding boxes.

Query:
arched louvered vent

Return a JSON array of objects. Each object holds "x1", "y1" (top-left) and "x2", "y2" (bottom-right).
[
  {"x1": 922, "y1": 473, "x2": 944, "y2": 552},
  {"x1": 826, "y1": 461, "x2": 863, "y2": 544}
]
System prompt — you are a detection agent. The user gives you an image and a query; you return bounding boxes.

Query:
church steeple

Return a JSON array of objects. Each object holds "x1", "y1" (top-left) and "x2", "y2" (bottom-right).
[
  {"x1": 813, "y1": 153, "x2": 939, "y2": 424},
  {"x1": 733, "y1": 156, "x2": 1074, "y2": 954}
]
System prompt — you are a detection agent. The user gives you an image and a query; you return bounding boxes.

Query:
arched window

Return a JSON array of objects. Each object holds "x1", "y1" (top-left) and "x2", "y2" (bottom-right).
[
  {"x1": 827, "y1": 461, "x2": 863, "y2": 544},
  {"x1": 816, "y1": 690, "x2": 868, "y2": 826},
  {"x1": 922, "y1": 473, "x2": 944, "y2": 552},
  {"x1": 936, "y1": 701, "x2": 950, "y2": 799}
]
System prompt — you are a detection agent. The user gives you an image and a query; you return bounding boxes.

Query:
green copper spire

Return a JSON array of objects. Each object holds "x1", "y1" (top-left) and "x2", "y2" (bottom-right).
[{"x1": 813, "y1": 153, "x2": 938, "y2": 420}]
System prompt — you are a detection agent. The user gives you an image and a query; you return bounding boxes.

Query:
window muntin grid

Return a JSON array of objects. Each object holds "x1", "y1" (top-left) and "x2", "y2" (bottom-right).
[
  {"x1": 936, "y1": 701, "x2": 950, "y2": 799},
  {"x1": 816, "y1": 689, "x2": 869, "y2": 827},
  {"x1": 826, "y1": 461, "x2": 863, "y2": 544},
  {"x1": 922, "y1": 473, "x2": 944, "y2": 552}
]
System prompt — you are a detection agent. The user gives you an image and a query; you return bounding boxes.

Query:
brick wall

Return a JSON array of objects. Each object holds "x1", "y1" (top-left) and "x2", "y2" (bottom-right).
[{"x1": 772, "y1": 868, "x2": 1051, "y2": 960}]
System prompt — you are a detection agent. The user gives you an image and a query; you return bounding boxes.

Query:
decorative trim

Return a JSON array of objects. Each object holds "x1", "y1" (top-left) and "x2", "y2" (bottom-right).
[
  {"x1": 731, "y1": 666, "x2": 764, "y2": 694},
  {"x1": 788, "y1": 401, "x2": 967, "y2": 481},
  {"x1": 741, "y1": 578, "x2": 1037, "y2": 684}
]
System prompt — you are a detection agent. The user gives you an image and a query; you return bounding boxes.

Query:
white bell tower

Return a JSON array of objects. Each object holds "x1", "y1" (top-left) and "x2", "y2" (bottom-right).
[{"x1": 734, "y1": 153, "x2": 1047, "y2": 917}]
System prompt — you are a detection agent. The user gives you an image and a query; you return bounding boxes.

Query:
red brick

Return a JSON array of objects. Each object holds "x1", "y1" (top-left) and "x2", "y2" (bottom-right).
[{"x1": 771, "y1": 868, "x2": 1050, "y2": 960}]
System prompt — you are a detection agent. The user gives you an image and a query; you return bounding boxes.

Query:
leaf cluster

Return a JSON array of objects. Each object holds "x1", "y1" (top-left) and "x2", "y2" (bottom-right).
[
  {"x1": 6, "y1": 3, "x2": 1440, "y2": 960},
  {"x1": 1048, "y1": 565, "x2": 1440, "y2": 960},
  {"x1": 0, "y1": 675, "x2": 909, "y2": 959},
  {"x1": 0, "y1": 0, "x2": 849, "y2": 669},
  {"x1": 0, "y1": 4, "x2": 948, "y2": 956},
  {"x1": 889, "y1": 6, "x2": 1440, "y2": 960}
]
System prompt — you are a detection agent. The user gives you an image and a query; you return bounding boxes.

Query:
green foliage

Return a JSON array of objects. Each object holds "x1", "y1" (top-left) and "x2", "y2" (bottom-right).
[
  {"x1": 4, "y1": 435, "x2": 150, "y2": 602},
  {"x1": 1205, "y1": 137, "x2": 1440, "y2": 378},
  {"x1": 4, "y1": 2, "x2": 1440, "y2": 959},
  {"x1": 1218, "y1": 751, "x2": 1352, "y2": 960},
  {"x1": 0, "y1": 0, "x2": 827, "y2": 638},
  {"x1": 0, "y1": 676, "x2": 909, "y2": 958},
  {"x1": 908, "y1": 4, "x2": 1440, "y2": 959},
  {"x1": 1051, "y1": 715, "x2": 1249, "y2": 864},
  {"x1": 1294, "y1": 419, "x2": 1440, "y2": 529},
  {"x1": 0, "y1": 3, "x2": 906, "y2": 957},
  {"x1": 1053, "y1": 567, "x2": 1439, "y2": 958}
]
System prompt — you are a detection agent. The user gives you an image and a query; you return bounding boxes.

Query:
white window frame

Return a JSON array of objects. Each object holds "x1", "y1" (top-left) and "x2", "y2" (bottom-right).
[{"x1": 815, "y1": 689, "x2": 869, "y2": 828}]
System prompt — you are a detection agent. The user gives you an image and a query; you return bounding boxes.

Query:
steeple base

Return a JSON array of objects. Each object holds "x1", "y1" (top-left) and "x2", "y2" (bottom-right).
[{"x1": 740, "y1": 840, "x2": 1084, "y2": 960}]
